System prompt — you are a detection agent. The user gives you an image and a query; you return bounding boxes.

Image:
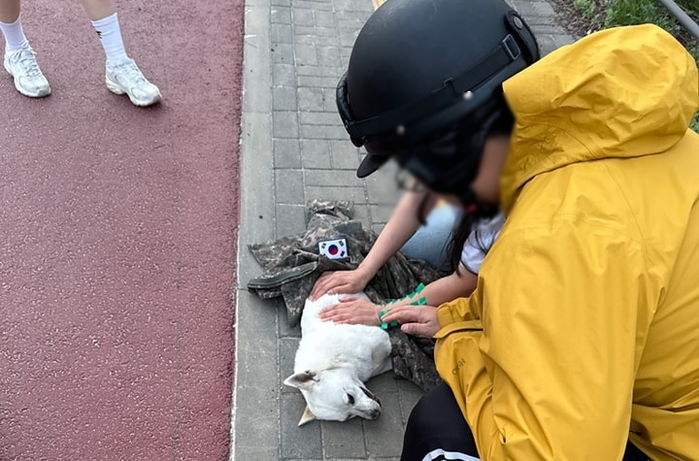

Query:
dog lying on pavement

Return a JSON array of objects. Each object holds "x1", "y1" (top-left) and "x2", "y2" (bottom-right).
[{"x1": 283, "y1": 293, "x2": 392, "y2": 425}]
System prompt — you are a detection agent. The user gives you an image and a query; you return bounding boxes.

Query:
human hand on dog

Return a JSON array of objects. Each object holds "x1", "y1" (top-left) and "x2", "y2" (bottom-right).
[
  {"x1": 310, "y1": 269, "x2": 372, "y2": 301},
  {"x1": 319, "y1": 296, "x2": 381, "y2": 326},
  {"x1": 381, "y1": 305, "x2": 440, "y2": 337}
]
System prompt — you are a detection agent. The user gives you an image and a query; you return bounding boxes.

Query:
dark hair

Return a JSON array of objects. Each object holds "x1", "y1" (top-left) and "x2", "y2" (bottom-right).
[{"x1": 447, "y1": 212, "x2": 475, "y2": 274}]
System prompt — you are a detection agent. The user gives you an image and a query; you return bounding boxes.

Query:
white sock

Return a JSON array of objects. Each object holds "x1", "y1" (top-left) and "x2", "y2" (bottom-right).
[
  {"x1": 91, "y1": 13, "x2": 129, "y2": 66},
  {"x1": 0, "y1": 16, "x2": 30, "y2": 53}
]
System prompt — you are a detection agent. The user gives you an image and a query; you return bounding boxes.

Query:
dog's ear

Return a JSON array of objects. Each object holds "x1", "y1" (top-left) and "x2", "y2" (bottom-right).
[
  {"x1": 283, "y1": 370, "x2": 317, "y2": 390},
  {"x1": 298, "y1": 406, "x2": 316, "y2": 426}
]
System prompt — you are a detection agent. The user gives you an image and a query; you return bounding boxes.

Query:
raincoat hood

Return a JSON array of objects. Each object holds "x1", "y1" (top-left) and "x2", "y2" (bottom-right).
[{"x1": 500, "y1": 24, "x2": 699, "y2": 212}]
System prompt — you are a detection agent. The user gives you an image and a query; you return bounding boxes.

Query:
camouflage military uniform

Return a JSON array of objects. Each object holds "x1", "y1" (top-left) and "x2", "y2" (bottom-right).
[{"x1": 248, "y1": 200, "x2": 444, "y2": 391}]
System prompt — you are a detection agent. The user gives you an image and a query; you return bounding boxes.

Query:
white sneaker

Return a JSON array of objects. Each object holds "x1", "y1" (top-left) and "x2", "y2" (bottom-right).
[
  {"x1": 105, "y1": 58, "x2": 161, "y2": 107},
  {"x1": 3, "y1": 47, "x2": 51, "y2": 98}
]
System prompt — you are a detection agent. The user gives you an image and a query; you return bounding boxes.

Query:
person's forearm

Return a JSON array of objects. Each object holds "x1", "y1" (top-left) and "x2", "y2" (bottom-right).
[
  {"x1": 358, "y1": 191, "x2": 432, "y2": 278},
  {"x1": 397, "y1": 268, "x2": 477, "y2": 307}
]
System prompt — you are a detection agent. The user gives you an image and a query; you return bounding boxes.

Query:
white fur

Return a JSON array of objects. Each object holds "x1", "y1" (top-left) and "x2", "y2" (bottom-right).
[{"x1": 284, "y1": 293, "x2": 392, "y2": 425}]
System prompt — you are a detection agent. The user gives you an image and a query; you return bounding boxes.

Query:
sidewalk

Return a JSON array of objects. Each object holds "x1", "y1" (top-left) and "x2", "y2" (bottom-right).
[{"x1": 233, "y1": 0, "x2": 575, "y2": 459}]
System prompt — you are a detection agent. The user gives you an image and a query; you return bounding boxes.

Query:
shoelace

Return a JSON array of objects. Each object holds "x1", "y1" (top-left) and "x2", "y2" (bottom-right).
[
  {"x1": 113, "y1": 60, "x2": 146, "y2": 85},
  {"x1": 14, "y1": 49, "x2": 42, "y2": 78}
]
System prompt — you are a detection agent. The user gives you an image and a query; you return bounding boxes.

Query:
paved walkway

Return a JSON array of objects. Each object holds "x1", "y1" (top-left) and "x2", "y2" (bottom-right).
[
  {"x1": 235, "y1": 0, "x2": 575, "y2": 460},
  {"x1": 0, "y1": 1, "x2": 243, "y2": 460}
]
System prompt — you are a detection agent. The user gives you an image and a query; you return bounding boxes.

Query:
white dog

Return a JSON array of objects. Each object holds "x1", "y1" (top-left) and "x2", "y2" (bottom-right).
[{"x1": 283, "y1": 293, "x2": 392, "y2": 425}]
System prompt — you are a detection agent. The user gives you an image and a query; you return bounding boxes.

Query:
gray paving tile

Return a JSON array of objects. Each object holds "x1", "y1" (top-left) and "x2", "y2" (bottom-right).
[
  {"x1": 340, "y1": 46, "x2": 353, "y2": 62},
  {"x1": 297, "y1": 65, "x2": 342, "y2": 77},
  {"x1": 279, "y1": 336, "x2": 301, "y2": 393},
  {"x1": 301, "y1": 139, "x2": 333, "y2": 169},
  {"x1": 397, "y1": 379, "x2": 424, "y2": 426},
  {"x1": 271, "y1": 6, "x2": 292, "y2": 23},
  {"x1": 272, "y1": 22, "x2": 294, "y2": 43},
  {"x1": 298, "y1": 87, "x2": 325, "y2": 111},
  {"x1": 305, "y1": 169, "x2": 360, "y2": 187},
  {"x1": 333, "y1": 0, "x2": 373, "y2": 11},
  {"x1": 321, "y1": 418, "x2": 367, "y2": 459},
  {"x1": 274, "y1": 85, "x2": 298, "y2": 110},
  {"x1": 339, "y1": 29, "x2": 360, "y2": 48},
  {"x1": 315, "y1": 10, "x2": 335, "y2": 27},
  {"x1": 363, "y1": 392, "x2": 404, "y2": 458},
  {"x1": 300, "y1": 111, "x2": 343, "y2": 126},
  {"x1": 511, "y1": 0, "x2": 556, "y2": 18},
  {"x1": 330, "y1": 142, "x2": 359, "y2": 170},
  {"x1": 367, "y1": 370, "x2": 400, "y2": 395},
  {"x1": 294, "y1": 0, "x2": 333, "y2": 10},
  {"x1": 295, "y1": 43, "x2": 319, "y2": 65},
  {"x1": 274, "y1": 111, "x2": 300, "y2": 138},
  {"x1": 369, "y1": 204, "x2": 393, "y2": 224},
  {"x1": 552, "y1": 33, "x2": 576, "y2": 47},
  {"x1": 281, "y1": 393, "x2": 323, "y2": 459},
  {"x1": 234, "y1": 291, "x2": 280, "y2": 459},
  {"x1": 306, "y1": 186, "x2": 366, "y2": 203},
  {"x1": 235, "y1": 291, "x2": 279, "y2": 387},
  {"x1": 365, "y1": 168, "x2": 401, "y2": 206},
  {"x1": 298, "y1": 75, "x2": 341, "y2": 88},
  {"x1": 276, "y1": 203, "x2": 307, "y2": 236},
  {"x1": 274, "y1": 138, "x2": 302, "y2": 169},
  {"x1": 531, "y1": 23, "x2": 569, "y2": 35},
  {"x1": 273, "y1": 63, "x2": 297, "y2": 87},
  {"x1": 300, "y1": 124, "x2": 350, "y2": 140},
  {"x1": 352, "y1": 204, "x2": 371, "y2": 227},
  {"x1": 275, "y1": 169, "x2": 305, "y2": 204},
  {"x1": 317, "y1": 46, "x2": 341, "y2": 67},
  {"x1": 295, "y1": 25, "x2": 337, "y2": 38},
  {"x1": 323, "y1": 88, "x2": 339, "y2": 112},
  {"x1": 372, "y1": 223, "x2": 386, "y2": 234},
  {"x1": 293, "y1": 7, "x2": 315, "y2": 26},
  {"x1": 273, "y1": 43, "x2": 295, "y2": 64}
]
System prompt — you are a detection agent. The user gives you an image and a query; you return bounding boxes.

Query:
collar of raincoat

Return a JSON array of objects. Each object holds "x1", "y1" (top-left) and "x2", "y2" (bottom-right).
[{"x1": 499, "y1": 24, "x2": 699, "y2": 214}]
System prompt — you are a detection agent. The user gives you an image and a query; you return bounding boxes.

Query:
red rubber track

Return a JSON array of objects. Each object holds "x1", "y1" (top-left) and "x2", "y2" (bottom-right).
[{"x1": 0, "y1": 1, "x2": 243, "y2": 459}]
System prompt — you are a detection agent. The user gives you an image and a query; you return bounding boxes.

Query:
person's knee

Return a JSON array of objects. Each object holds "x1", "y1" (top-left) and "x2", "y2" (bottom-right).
[{"x1": 406, "y1": 383, "x2": 464, "y2": 437}]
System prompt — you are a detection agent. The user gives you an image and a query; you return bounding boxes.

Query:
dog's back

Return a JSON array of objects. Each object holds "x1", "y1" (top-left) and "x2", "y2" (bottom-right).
[
  {"x1": 284, "y1": 293, "x2": 392, "y2": 424},
  {"x1": 298, "y1": 293, "x2": 390, "y2": 381}
]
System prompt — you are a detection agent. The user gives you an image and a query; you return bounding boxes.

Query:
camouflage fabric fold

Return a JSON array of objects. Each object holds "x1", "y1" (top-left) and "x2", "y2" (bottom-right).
[{"x1": 247, "y1": 200, "x2": 445, "y2": 391}]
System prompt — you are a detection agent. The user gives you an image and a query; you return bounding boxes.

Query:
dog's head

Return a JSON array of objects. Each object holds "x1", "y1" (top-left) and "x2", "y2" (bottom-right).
[{"x1": 284, "y1": 367, "x2": 382, "y2": 425}]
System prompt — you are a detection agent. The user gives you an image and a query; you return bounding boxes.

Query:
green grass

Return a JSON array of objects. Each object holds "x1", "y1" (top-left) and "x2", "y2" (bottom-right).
[
  {"x1": 574, "y1": 0, "x2": 597, "y2": 19},
  {"x1": 605, "y1": 0, "x2": 679, "y2": 31}
]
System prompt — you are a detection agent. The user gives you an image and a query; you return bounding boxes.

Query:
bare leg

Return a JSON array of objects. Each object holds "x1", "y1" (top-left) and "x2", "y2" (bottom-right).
[
  {"x1": 0, "y1": 0, "x2": 21, "y2": 23},
  {"x1": 80, "y1": 0, "x2": 116, "y2": 21}
]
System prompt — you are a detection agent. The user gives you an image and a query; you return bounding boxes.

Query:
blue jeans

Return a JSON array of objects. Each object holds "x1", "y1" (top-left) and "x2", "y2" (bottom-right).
[{"x1": 400, "y1": 205, "x2": 459, "y2": 271}]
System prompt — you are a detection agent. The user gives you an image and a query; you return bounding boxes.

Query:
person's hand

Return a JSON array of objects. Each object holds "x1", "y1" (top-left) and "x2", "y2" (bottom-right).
[
  {"x1": 319, "y1": 296, "x2": 381, "y2": 326},
  {"x1": 310, "y1": 269, "x2": 372, "y2": 300},
  {"x1": 381, "y1": 305, "x2": 440, "y2": 337}
]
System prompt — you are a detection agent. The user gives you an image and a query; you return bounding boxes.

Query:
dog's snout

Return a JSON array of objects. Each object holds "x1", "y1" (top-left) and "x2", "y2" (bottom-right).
[
  {"x1": 361, "y1": 387, "x2": 381, "y2": 406},
  {"x1": 369, "y1": 409, "x2": 381, "y2": 419}
]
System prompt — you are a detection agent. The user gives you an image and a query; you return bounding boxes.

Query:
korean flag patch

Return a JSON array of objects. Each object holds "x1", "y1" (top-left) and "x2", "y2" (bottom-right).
[{"x1": 318, "y1": 238, "x2": 348, "y2": 260}]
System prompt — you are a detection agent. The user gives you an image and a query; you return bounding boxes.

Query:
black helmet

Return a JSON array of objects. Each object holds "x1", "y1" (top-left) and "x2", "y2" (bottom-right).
[{"x1": 336, "y1": 0, "x2": 539, "y2": 207}]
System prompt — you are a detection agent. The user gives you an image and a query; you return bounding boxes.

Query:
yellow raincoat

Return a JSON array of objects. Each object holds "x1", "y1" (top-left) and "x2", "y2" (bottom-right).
[{"x1": 435, "y1": 25, "x2": 699, "y2": 460}]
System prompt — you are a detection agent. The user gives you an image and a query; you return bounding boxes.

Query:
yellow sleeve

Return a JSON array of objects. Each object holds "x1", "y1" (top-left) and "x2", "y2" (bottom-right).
[
  {"x1": 435, "y1": 220, "x2": 648, "y2": 460},
  {"x1": 437, "y1": 295, "x2": 481, "y2": 326}
]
